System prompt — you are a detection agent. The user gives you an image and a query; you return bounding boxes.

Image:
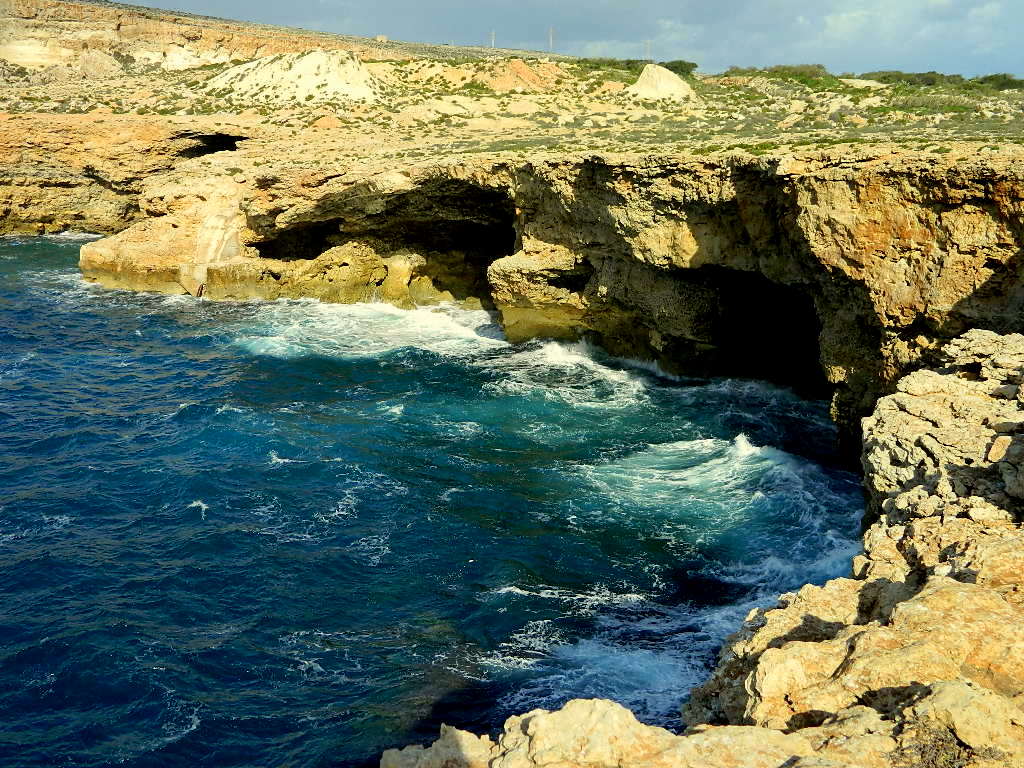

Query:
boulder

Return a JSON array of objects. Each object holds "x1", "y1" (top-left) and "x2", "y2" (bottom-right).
[
  {"x1": 79, "y1": 49, "x2": 123, "y2": 78},
  {"x1": 625, "y1": 64, "x2": 699, "y2": 102},
  {"x1": 204, "y1": 49, "x2": 382, "y2": 107}
]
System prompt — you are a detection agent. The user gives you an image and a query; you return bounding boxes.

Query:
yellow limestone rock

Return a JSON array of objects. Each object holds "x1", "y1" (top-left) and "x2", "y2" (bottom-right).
[
  {"x1": 625, "y1": 64, "x2": 699, "y2": 102},
  {"x1": 381, "y1": 699, "x2": 814, "y2": 768}
]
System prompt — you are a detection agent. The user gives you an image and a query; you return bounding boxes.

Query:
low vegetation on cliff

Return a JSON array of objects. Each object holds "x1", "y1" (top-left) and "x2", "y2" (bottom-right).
[
  {"x1": 3, "y1": 3, "x2": 1024, "y2": 764},
  {"x1": 2, "y1": 0, "x2": 1023, "y2": 163}
]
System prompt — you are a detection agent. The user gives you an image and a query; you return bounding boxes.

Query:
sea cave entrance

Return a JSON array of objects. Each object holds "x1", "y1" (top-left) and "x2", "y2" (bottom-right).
[
  {"x1": 642, "y1": 265, "x2": 830, "y2": 400},
  {"x1": 251, "y1": 179, "x2": 519, "y2": 306}
]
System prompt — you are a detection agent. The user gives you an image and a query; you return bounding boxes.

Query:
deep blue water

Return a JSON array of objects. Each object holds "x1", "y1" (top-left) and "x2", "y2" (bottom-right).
[{"x1": 0, "y1": 236, "x2": 863, "y2": 767}]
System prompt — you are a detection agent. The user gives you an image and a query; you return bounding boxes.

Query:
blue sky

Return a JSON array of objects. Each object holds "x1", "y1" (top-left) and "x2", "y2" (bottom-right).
[{"x1": 144, "y1": 0, "x2": 1021, "y2": 76}]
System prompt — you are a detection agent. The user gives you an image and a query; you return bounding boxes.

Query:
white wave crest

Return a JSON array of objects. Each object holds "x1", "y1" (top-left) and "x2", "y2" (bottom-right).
[
  {"x1": 232, "y1": 301, "x2": 506, "y2": 360},
  {"x1": 481, "y1": 340, "x2": 649, "y2": 410}
]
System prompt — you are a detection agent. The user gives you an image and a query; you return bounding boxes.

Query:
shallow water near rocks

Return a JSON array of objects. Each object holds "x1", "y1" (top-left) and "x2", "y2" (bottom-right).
[{"x1": 0, "y1": 237, "x2": 863, "y2": 767}]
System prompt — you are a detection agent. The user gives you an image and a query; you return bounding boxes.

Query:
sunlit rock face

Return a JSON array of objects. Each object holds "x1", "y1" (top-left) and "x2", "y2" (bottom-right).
[
  {"x1": 0, "y1": 0, "x2": 407, "y2": 71},
  {"x1": 79, "y1": 146, "x2": 1024, "y2": 446},
  {"x1": 203, "y1": 50, "x2": 384, "y2": 107}
]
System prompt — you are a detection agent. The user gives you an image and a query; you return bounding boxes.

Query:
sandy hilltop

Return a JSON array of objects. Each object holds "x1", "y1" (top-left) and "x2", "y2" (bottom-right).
[{"x1": 3, "y1": 0, "x2": 1024, "y2": 765}]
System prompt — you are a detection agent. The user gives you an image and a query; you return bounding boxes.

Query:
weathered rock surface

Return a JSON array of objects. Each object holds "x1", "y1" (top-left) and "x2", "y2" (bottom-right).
[
  {"x1": 383, "y1": 331, "x2": 1024, "y2": 768},
  {"x1": 382, "y1": 699, "x2": 817, "y2": 768},
  {"x1": 625, "y1": 63, "x2": 699, "y2": 102},
  {"x1": 0, "y1": 113, "x2": 262, "y2": 234},
  {"x1": 204, "y1": 50, "x2": 382, "y2": 107},
  {"x1": 0, "y1": 0, "x2": 410, "y2": 70},
  {"x1": 79, "y1": 145, "x2": 1024, "y2": 444}
]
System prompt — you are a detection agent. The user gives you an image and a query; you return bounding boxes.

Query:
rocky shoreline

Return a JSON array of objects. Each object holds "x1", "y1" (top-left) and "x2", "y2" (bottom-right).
[
  {"x1": 2, "y1": 2, "x2": 1023, "y2": 763},
  {"x1": 11, "y1": 129, "x2": 1024, "y2": 765},
  {"x1": 75, "y1": 145, "x2": 1024, "y2": 450},
  {"x1": 54, "y1": 142, "x2": 1024, "y2": 765},
  {"x1": 383, "y1": 329, "x2": 1024, "y2": 768}
]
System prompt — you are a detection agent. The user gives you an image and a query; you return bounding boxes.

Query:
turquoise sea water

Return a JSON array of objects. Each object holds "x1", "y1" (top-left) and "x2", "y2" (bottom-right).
[{"x1": 0, "y1": 236, "x2": 863, "y2": 767}]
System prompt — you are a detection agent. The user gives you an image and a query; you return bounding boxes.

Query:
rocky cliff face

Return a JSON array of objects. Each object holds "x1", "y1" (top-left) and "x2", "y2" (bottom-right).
[
  {"x1": 78, "y1": 145, "x2": 1024, "y2": 446},
  {"x1": 383, "y1": 329, "x2": 1024, "y2": 768},
  {"x1": 0, "y1": 113, "x2": 267, "y2": 234}
]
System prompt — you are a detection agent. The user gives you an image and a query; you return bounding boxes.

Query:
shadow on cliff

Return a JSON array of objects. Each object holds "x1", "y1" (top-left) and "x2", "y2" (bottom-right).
[
  {"x1": 249, "y1": 177, "x2": 519, "y2": 309},
  {"x1": 870, "y1": 191, "x2": 1024, "y2": 396},
  {"x1": 945, "y1": 240, "x2": 1024, "y2": 341},
  {"x1": 349, "y1": 677, "x2": 505, "y2": 768},
  {"x1": 511, "y1": 157, "x2": 885, "y2": 457}
]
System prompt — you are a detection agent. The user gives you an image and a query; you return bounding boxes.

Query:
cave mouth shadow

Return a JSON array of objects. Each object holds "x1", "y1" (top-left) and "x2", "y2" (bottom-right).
[
  {"x1": 684, "y1": 265, "x2": 830, "y2": 400},
  {"x1": 175, "y1": 131, "x2": 248, "y2": 157},
  {"x1": 595, "y1": 262, "x2": 832, "y2": 403},
  {"x1": 250, "y1": 179, "x2": 519, "y2": 306}
]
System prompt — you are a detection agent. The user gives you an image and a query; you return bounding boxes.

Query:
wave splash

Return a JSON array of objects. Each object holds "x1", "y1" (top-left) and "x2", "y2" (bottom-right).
[
  {"x1": 479, "y1": 429, "x2": 860, "y2": 725},
  {"x1": 0, "y1": 237, "x2": 863, "y2": 765}
]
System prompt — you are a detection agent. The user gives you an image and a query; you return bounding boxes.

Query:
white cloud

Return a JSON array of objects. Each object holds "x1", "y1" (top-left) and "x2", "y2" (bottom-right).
[
  {"x1": 822, "y1": 9, "x2": 874, "y2": 41},
  {"x1": 968, "y1": 1, "x2": 1003, "y2": 22}
]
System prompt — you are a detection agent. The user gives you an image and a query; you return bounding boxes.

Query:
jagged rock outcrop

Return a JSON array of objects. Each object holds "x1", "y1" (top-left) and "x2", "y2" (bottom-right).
[
  {"x1": 383, "y1": 330, "x2": 1024, "y2": 768},
  {"x1": 79, "y1": 146, "x2": 1024, "y2": 444},
  {"x1": 383, "y1": 699, "x2": 820, "y2": 768}
]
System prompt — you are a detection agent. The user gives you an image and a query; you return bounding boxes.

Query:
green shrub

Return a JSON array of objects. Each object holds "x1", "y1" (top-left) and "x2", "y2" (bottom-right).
[
  {"x1": 724, "y1": 64, "x2": 842, "y2": 89},
  {"x1": 659, "y1": 60, "x2": 698, "y2": 78},
  {"x1": 459, "y1": 80, "x2": 494, "y2": 94},
  {"x1": 576, "y1": 58, "x2": 648, "y2": 76},
  {"x1": 868, "y1": 87, "x2": 980, "y2": 115},
  {"x1": 861, "y1": 70, "x2": 966, "y2": 87},
  {"x1": 974, "y1": 73, "x2": 1024, "y2": 90},
  {"x1": 861, "y1": 70, "x2": 1024, "y2": 91}
]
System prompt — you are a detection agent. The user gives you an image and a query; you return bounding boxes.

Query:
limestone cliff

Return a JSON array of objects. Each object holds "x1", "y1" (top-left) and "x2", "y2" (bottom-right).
[
  {"x1": 0, "y1": 0, "x2": 409, "y2": 71},
  {"x1": 383, "y1": 330, "x2": 1024, "y2": 768},
  {"x1": 0, "y1": 113, "x2": 264, "y2": 234},
  {"x1": 78, "y1": 145, "x2": 1024, "y2": 445}
]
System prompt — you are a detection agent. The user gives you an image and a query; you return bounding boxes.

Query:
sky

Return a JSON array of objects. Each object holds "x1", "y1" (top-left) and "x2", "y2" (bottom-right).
[{"x1": 141, "y1": 0, "x2": 1021, "y2": 76}]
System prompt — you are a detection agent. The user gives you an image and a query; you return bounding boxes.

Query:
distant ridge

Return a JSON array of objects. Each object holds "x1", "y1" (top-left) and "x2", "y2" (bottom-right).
[{"x1": 0, "y1": 0, "x2": 570, "y2": 68}]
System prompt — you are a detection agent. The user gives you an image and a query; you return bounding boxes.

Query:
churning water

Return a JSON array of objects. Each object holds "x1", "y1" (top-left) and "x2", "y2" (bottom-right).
[{"x1": 0, "y1": 236, "x2": 863, "y2": 767}]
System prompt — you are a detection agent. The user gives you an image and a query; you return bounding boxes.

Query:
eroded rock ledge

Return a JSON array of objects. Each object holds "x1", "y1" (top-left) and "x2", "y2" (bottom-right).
[
  {"x1": 77, "y1": 148, "x2": 1024, "y2": 444},
  {"x1": 0, "y1": 113, "x2": 261, "y2": 234},
  {"x1": 382, "y1": 329, "x2": 1024, "y2": 768}
]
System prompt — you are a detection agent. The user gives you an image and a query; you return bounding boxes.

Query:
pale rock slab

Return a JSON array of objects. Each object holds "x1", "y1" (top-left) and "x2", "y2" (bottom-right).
[{"x1": 625, "y1": 64, "x2": 699, "y2": 102}]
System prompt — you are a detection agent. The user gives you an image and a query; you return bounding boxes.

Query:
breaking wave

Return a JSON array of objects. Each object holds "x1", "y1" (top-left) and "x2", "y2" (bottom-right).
[{"x1": 0, "y1": 237, "x2": 863, "y2": 766}]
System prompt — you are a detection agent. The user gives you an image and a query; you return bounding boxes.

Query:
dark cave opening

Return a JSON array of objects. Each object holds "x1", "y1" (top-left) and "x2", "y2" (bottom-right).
[
  {"x1": 667, "y1": 266, "x2": 829, "y2": 399},
  {"x1": 549, "y1": 270, "x2": 592, "y2": 294},
  {"x1": 359, "y1": 181, "x2": 519, "y2": 300},
  {"x1": 251, "y1": 180, "x2": 519, "y2": 304},
  {"x1": 252, "y1": 220, "x2": 343, "y2": 261},
  {"x1": 176, "y1": 132, "x2": 248, "y2": 158}
]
